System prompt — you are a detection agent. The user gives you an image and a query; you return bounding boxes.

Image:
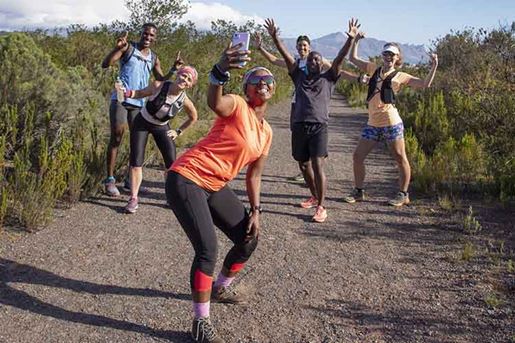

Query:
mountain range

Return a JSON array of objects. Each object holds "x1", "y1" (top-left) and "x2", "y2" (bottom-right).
[{"x1": 282, "y1": 32, "x2": 428, "y2": 65}]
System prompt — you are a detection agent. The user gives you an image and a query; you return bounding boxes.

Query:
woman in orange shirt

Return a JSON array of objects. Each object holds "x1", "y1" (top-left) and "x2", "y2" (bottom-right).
[{"x1": 166, "y1": 43, "x2": 274, "y2": 343}]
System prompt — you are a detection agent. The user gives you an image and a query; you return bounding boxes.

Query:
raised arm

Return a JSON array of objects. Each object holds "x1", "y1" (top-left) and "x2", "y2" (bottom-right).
[
  {"x1": 207, "y1": 42, "x2": 251, "y2": 117},
  {"x1": 254, "y1": 32, "x2": 288, "y2": 68},
  {"x1": 264, "y1": 18, "x2": 296, "y2": 73},
  {"x1": 153, "y1": 51, "x2": 185, "y2": 81},
  {"x1": 349, "y1": 31, "x2": 369, "y2": 72},
  {"x1": 330, "y1": 18, "x2": 359, "y2": 76},
  {"x1": 406, "y1": 53, "x2": 439, "y2": 89},
  {"x1": 101, "y1": 31, "x2": 130, "y2": 68},
  {"x1": 245, "y1": 154, "x2": 268, "y2": 241}
]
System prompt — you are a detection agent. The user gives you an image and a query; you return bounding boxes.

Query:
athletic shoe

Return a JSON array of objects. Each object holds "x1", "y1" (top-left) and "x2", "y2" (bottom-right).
[
  {"x1": 388, "y1": 192, "x2": 410, "y2": 207},
  {"x1": 191, "y1": 317, "x2": 225, "y2": 343},
  {"x1": 312, "y1": 205, "x2": 327, "y2": 223},
  {"x1": 211, "y1": 285, "x2": 246, "y2": 305},
  {"x1": 104, "y1": 177, "x2": 120, "y2": 197},
  {"x1": 288, "y1": 172, "x2": 305, "y2": 183},
  {"x1": 125, "y1": 197, "x2": 139, "y2": 213},
  {"x1": 300, "y1": 196, "x2": 318, "y2": 209},
  {"x1": 343, "y1": 188, "x2": 365, "y2": 203}
]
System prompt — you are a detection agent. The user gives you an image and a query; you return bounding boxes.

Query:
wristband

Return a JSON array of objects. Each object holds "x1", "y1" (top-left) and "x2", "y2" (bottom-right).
[
  {"x1": 209, "y1": 72, "x2": 228, "y2": 86},
  {"x1": 211, "y1": 64, "x2": 230, "y2": 83},
  {"x1": 169, "y1": 66, "x2": 177, "y2": 74},
  {"x1": 124, "y1": 89, "x2": 134, "y2": 98},
  {"x1": 176, "y1": 128, "x2": 182, "y2": 136}
]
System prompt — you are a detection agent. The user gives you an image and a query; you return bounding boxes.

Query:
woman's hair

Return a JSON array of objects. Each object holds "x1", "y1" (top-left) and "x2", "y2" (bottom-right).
[
  {"x1": 383, "y1": 42, "x2": 403, "y2": 67},
  {"x1": 177, "y1": 66, "x2": 198, "y2": 85},
  {"x1": 296, "y1": 35, "x2": 311, "y2": 45},
  {"x1": 242, "y1": 66, "x2": 274, "y2": 95}
]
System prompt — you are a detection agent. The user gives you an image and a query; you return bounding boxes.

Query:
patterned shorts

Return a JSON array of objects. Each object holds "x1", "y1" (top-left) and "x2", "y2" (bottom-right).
[{"x1": 361, "y1": 122, "x2": 404, "y2": 142}]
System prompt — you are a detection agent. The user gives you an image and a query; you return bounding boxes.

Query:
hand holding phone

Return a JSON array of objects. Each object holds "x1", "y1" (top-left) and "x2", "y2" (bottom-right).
[{"x1": 231, "y1": 32, "x2": 250, "y2": 67}]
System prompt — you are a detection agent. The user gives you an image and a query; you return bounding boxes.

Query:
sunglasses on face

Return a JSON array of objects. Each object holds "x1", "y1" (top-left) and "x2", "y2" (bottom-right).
[
  {"x1": 247, "y1": 74, "x2": 275, "y2": 85},
  {"x1": 382, "y1": 51, "x2": 395, "y2": 57}
]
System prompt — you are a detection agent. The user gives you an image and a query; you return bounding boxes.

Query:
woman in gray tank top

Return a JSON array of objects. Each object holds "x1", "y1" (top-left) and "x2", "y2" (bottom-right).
[{"x1": 120, "y1": 66, "x2": 199, "y2": 214}]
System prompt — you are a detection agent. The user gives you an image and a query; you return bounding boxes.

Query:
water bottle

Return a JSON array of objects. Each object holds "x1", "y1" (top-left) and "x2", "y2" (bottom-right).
[
  {"x1": 359, "y1": 74, "x2": 370, "y2": 84},
  {"x1": 115, "y1": 78, "x2": 125, "y2": 103}
]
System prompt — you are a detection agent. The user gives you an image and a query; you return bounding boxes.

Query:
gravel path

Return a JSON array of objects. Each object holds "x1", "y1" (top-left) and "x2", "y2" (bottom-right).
[{"x1": 1, "y1": 94, "x2": 513, "y2": 343}]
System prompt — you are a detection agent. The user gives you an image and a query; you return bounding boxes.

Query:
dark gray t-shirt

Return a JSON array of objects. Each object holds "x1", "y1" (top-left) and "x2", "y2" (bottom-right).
[{"x1": 290, "y1": 67, "x2": 340, "y2": 124}]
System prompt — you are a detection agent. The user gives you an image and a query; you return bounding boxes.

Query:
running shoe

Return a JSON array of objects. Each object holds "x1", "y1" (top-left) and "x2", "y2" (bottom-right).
[
  {"x1": 125, "y1": 197, "x2": 139, "y2": 214},
  {"x1": 343, "y1": 188, "x2": 365, "y2": 203},
  {"x1": 191, "y1": 317, "x2": 225, "y2": 343},
  {"x1": 104, "y1": 177, "x2": 120, "y2": 197},
  {"x1": 312, "y1": 205, "x2": 328, "y2": 223},
  {"x1": 211, "y1": 285, "x2": 246, "y2": 305},
  {"x1": 300, "y1": 196, "x2": 318, "y2": 209},
  {"x1": 388, "y1": 192, "x2": 410, "y2": 207},
  {"x1": 288, "y1": 172, "x2": 305, "y2": 183}
]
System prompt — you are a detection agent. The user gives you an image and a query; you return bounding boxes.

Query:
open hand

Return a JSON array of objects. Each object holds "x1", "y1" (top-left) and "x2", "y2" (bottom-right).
[
  {"x1": 264, "y1": 18, "x2": 279, "y2": 38},
  {"x1": 347, "y1": 18, "x2": 361, "y2": 39}
]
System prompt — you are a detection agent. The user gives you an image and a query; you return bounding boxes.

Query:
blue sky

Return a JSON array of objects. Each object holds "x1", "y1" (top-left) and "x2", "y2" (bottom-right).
[{"x1": 0, "y1": 0, "x2": 513, "y2": 45}]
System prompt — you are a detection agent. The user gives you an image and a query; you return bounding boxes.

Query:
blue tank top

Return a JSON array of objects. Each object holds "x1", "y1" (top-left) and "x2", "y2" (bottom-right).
[{"x1": 111, "y1": 42, "x2": 155, "y2": 108}]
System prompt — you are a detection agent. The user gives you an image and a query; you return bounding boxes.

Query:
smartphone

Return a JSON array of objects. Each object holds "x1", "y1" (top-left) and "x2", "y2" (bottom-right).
[{"x1": 231, "y1": 32, "x2": 250, "y2": 66}]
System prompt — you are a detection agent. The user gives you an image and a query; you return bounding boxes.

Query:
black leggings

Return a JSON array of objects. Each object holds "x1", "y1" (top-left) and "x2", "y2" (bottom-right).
[
  {"x1": 129, "y1": 113, "x2": 176, "y2": 168},
  {"x1": 165, "y1": 171, "x2": 258, "y2": 291}
]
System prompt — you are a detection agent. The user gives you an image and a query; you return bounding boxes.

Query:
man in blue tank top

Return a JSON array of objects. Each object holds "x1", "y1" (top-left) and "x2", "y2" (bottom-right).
[{"x1": 101, "y1": 23, "x2": 182, "y2": 196}]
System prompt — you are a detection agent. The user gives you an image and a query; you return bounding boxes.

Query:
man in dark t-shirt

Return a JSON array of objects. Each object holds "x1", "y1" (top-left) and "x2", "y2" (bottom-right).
[{"x1": 265, "y1": 17, "x2": 360, "y2": 222}]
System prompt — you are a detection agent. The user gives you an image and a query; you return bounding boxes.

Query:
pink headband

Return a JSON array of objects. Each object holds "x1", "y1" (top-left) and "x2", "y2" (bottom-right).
[{"x1": 177, "y1": 66, "x2": 198, "y2": 85}]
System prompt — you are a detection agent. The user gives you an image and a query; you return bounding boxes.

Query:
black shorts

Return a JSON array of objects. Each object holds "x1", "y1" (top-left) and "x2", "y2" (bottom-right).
[
  {"x1": 109, "y1": 100, "x2": 141, "y2": 128},
  {"x1": 291, "y1": 122, "x2": 328, "y2": 162}
]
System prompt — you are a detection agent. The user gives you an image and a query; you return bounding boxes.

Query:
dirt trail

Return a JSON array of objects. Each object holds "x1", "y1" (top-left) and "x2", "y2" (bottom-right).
[{"x1": 0, "y1": 95, "x2": 512, "y2": 343}]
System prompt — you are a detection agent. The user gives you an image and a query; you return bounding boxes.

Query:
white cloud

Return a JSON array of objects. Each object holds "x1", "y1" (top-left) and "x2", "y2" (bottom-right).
[
  {"x1": 181, "y1": 2, "x2": 264, "y2": 30},
  {"x1": 0, "y1": 1, "x2": 263, "y2": 32},
  {"x1": 0, "y1": 0, "x2": 129, "y2": 30}
]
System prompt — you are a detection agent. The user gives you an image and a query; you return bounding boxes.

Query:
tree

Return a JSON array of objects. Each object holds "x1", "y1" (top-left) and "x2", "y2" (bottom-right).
[{"x1": 125, "y1": 0, "x2": 190, "y2": 32}]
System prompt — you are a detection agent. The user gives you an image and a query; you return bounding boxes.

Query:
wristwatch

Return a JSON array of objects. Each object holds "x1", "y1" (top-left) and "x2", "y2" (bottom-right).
[{"x1": 251, "y1": 205, "x2": 263, "y2": 214}]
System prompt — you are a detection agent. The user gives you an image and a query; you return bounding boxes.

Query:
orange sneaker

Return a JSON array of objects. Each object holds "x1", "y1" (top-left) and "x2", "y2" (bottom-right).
[
  {"x1": 300, "y1": 196, "x2": 318, "y2": 209},
  {"x1": 312, "y1": 206, "x2": 327, "y2": 223}
]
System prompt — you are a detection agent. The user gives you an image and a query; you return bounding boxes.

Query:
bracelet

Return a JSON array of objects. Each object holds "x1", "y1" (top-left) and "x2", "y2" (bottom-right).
[{"x1": 124, "y1": 89, "x2": 134, "y2": 98}]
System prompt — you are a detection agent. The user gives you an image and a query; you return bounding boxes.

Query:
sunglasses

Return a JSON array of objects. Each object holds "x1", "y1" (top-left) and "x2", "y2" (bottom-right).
[
  {"x1": 247, "y1": 74, "x2": 275, "y2": 85},
  {"x1": 382, "y1": 51, "x2": 396, "y2": 57}
]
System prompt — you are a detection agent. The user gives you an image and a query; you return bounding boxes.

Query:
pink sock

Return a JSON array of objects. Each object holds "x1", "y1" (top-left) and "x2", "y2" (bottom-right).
[
  {"x1": 213, "y1": 272, "x2": 235, "y2": 289},
  {"x1": 193, "y1": 301, "x2": 210, "y2": 319}
]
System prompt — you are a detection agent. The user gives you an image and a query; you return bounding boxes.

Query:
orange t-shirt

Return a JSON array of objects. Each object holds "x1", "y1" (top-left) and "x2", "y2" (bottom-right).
[
  {"x1": 171, "y1": 95, "x2": 273, "y2": 192},
  {"x1": 365, "y1": 62, "x2": 414, "y2": 127}
]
